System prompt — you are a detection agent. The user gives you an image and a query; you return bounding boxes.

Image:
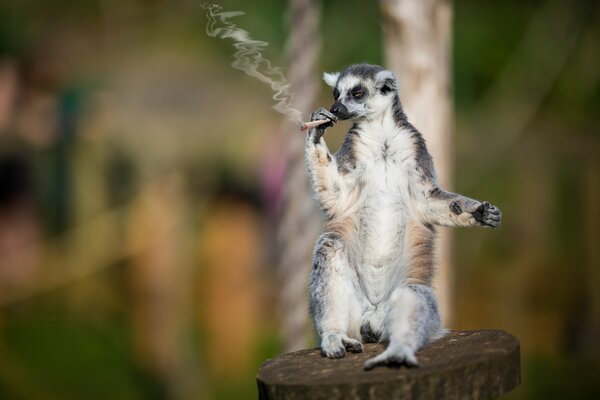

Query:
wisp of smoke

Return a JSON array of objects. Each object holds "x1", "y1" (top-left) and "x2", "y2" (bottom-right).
[{"x1": 202, "y1": 3, "x2": 302, "y2": 123}]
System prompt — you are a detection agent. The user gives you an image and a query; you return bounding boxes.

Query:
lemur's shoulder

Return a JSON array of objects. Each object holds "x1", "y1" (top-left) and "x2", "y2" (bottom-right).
[
  {"x1": 407, "y1": 125, "x2": 437, "y2": 183},
  {"x1": 390, "y1": 95, "x2": 437, "y2": 183}
]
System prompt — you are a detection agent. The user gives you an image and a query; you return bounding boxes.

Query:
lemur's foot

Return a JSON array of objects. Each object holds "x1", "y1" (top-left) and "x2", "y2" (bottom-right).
[
  {"x1": 472, "y1": 201, "x2": 502, "y2": 228},
  {"x1": 364, "y1": 342, "x2": 418, "y2": 370},
  {"x1": 321, "y1": 332, "x2": 363, "y2": 359}
]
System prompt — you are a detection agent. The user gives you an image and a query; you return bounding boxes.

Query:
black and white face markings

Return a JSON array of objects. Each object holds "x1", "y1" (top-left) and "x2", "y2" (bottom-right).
[{"x1": 324, "y1": 64, "x2": 395, "y2": 120}]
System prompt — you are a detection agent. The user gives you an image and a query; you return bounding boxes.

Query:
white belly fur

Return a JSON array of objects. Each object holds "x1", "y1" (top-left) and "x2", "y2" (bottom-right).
[{"x1": 352, "y1": 148, "x2": 412, "y2": 305}]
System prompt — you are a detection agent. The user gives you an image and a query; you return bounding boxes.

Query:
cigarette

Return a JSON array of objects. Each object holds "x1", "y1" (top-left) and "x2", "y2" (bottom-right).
[{"x1": 300, "y1": 119, "x2": 332, "y2": 131}]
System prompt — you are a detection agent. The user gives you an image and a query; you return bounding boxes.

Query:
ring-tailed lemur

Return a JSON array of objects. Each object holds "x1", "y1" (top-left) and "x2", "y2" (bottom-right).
[{"x1": 304, "y1": 64, "x2": 501, "y2": 369}]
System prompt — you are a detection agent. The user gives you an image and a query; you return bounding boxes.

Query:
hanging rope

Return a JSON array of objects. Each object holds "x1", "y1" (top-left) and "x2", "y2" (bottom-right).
[{"x1": 277, "y1": 0, "x2": 322, "y2": 352}]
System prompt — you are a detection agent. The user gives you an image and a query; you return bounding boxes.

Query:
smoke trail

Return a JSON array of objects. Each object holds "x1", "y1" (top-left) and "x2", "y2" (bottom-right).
[{"x1": 201, "y1": 3, "x2": 302, "y2": 123}]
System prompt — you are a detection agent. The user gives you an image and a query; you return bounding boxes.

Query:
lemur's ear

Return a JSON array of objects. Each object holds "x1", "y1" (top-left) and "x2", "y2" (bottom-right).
[
  {"x1": 375, "y1": 70, "x2": 398, "y2": 94},
  {"x1": 323, "y1": 72, "x2": 340, "y2": 88}
]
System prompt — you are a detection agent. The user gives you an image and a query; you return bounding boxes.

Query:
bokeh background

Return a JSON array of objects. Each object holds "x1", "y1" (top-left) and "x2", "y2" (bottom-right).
[{"x1": 0, "y1": 0, "x2": 598, "y2": 399}]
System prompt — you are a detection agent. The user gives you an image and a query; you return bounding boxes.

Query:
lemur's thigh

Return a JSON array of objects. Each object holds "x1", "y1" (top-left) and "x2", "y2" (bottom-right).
[
  {"x1": 309, "y1": 232, "x2": 363, "y2": 358},
  {"x1": 365, "y1": 284, "x2": 444, "y2": 369}
]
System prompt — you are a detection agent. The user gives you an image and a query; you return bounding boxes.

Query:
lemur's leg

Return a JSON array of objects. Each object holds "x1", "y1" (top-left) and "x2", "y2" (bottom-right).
[
  {"x1": 305, "y1": 108, "x2": 346, "y2": 219},
  {"x1": 364, "y1": 284, "x2": 444, "y2": 370},
  {"x1": 419, "y1": 187, "x2": 502, "y2": 228},
  {"x1": 310, "y1": 232, "x2": 363, "y2": 358}
]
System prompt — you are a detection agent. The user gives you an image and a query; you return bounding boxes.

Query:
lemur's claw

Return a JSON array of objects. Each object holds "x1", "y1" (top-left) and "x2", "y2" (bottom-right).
[
  {"x1": 320, "y1": 332, "x2": 363, "y2": 359},
  {"x1": 321, "y1": 347, "x2": 345, "y2": 359},
  {"x1": 473, "y1": 201, "x2": 502, "y2": 228},
  {"x1": 342, "y1": 337, "x2": 363, "y2": 353}
]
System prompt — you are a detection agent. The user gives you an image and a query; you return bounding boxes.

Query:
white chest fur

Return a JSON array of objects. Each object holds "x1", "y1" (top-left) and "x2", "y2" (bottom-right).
[{"x1": 349, "y1": 118, "x2": 417, "y2": 304}]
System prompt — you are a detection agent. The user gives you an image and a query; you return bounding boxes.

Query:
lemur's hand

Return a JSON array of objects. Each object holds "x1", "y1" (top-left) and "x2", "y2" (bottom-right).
[
  {"x1": 471, "y1": 202, "x2": 502, "y2": 228},
  {"x1": 450, "y1": 200, "x2": 502, "y2": 228},
  {"x1": 310, "y1": 107, "x2": 337, "y2": 126},
  {"x1": 308, "y1": 107, "x2": 337, "y2": 144}
]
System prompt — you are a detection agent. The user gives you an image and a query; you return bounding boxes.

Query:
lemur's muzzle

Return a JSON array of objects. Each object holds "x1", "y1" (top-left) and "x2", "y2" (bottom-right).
[{"x1": 330, "y1": 101, "x2": 352, "y2": 120}]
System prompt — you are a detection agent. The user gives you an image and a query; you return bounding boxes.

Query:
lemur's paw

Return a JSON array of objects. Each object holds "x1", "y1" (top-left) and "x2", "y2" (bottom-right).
[
  {"x1": 342, "y1": 337, "x2": 363, "y2": 353},
  {"x1": 308, "y1": 108, "x2": 336, "y2": 144},
  {"x1": 364, "y1": 343, "x2": 418, "y2": 370},
  {"x1": 320, "y1": 332, "x2": 362, "y2": 358},
  {"x1": 472, "y1": 201, "x2": 502, "y2": 228},
  {"x1": 310, "y1": 107, "x2": 337, "y2": 123},
  {"x1": 320, "y1": 333, "x2": 346, "y2": 358}
]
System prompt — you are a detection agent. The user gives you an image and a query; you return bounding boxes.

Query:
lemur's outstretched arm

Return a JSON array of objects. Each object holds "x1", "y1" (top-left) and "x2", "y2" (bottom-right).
[
  {"x1": 417, "y1": 185, "x2": 501, "y2": 228},
  {"x1": 403, "y1": 132, "x2": 501, "y2": 229},
  {"x1": 305, "y1": 108, "x2": 346, "y2": 219}
]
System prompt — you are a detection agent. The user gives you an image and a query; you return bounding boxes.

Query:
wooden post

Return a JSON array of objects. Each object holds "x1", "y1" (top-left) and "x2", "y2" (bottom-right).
[
  {"x1": 380, "y1": 0, "x2": 454, "y2": 325},
  {"x1": 257, "y1": 330, "x2": 521, "y2": 400}
]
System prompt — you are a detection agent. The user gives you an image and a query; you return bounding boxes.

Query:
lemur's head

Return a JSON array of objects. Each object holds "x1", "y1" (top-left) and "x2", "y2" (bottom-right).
[{"x1": 323, "y1": 63, "x2": 398, "y2": 121}]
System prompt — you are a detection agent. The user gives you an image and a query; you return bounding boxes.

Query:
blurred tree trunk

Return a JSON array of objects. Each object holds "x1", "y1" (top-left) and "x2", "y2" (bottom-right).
[
  {"x1": 277, "y1": 0, "x2": 322, "y2": 352},
  {"x1": 380, "y1": 0, "x2": 454, "y2": 325}
]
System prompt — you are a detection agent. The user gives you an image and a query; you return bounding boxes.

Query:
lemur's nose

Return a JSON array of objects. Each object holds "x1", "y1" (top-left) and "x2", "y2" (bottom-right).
[{"x1": 329, "y1": 101, "x2": 351, "y2": 120}]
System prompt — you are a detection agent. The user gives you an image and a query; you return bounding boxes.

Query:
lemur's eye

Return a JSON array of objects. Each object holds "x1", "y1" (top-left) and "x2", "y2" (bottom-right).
[
  {"x1": 333, "y1": 89, "x2": 340, "y2": 100},
  {"x1": 352, "y1": 90, "x2": 364, "y2": 99}
]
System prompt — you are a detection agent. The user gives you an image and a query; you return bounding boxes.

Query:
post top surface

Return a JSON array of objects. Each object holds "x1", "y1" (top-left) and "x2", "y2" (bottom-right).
[{"x1": 258, "y1": 329, "x2": 520, "y2": 387}]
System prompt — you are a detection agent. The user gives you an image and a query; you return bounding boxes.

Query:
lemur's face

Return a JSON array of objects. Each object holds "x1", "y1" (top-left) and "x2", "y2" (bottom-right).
[{"x1": 323, "y1": 64, "x2": 398, "y2": 121}]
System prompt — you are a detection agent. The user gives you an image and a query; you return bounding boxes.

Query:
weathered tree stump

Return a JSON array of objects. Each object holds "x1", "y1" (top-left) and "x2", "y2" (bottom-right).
[{"x1": 257, "y1": 330, "x2": 520, "y2": 400}]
